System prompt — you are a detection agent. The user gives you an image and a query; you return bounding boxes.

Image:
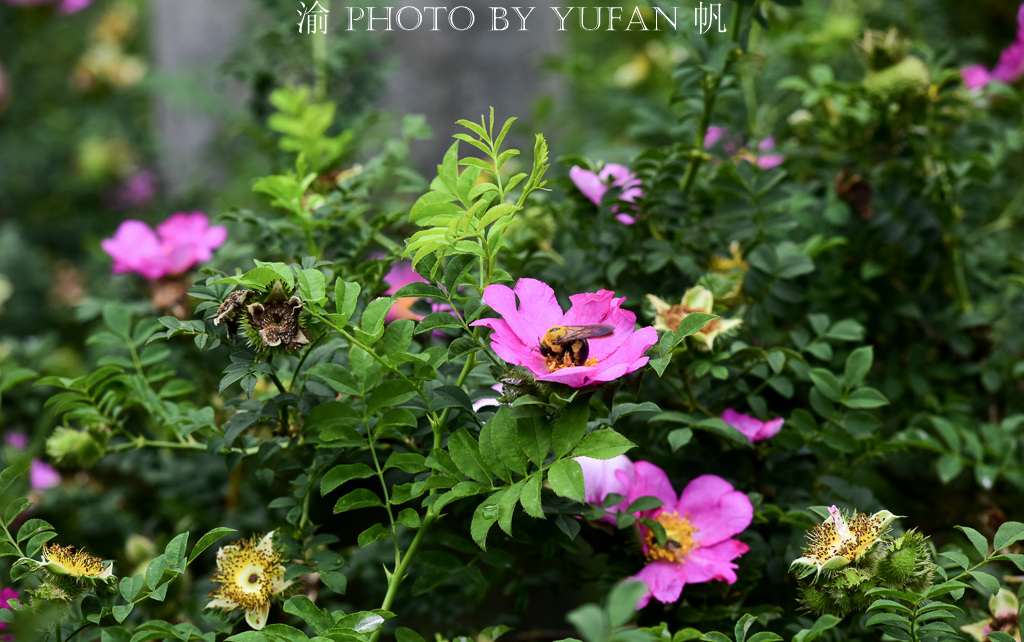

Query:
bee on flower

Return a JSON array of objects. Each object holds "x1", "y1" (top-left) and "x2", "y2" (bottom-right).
[{"x1": 204, "y1": 531, "x2": 295, "y2": 630}]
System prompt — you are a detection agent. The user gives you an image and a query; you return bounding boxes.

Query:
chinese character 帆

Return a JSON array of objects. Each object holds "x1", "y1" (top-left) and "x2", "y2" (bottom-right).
[{"x1": 694, "y1": 2, "x2": 725, "y2": 34}]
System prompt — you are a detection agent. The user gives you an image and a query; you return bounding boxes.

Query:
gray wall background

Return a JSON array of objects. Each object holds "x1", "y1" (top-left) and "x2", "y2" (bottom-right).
[{"x1": 149, "y1": 0, "x2": 563, "y2": 191}]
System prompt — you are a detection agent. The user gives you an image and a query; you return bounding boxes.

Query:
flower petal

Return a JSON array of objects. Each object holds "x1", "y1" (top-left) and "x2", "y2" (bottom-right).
[
  {"x1": 257, "y1": 531, "x2": 276, "y2": 555},
  {"x1": 961, "y1": 64, "x2": 993, "y2": 89},
  {"x1": 475, "y1": 279, "x2": 564, "y2": 355},
  {"x1": 576, "y1": 455, "x2": 635, "y2": 510},
  {"x1": 675, "y1": 539, "x2": 748, "y2": 585},
  {"x1": 569, "y1": 166, "x2": 607, "y2": 206},
  {"x1": 629, "y1": 561, "x2": 686, "y2": 607},
  {"x1": 626, "y1": 461, "x2": 678, "y2": 515},
  {"x1": 756, "y1": 418, "x2": 784, "y2": 441},
  {"x1": 676, "y1": 475, "x2": 753, "y2": 547},
  {"x1": 721, "y1": 409, "x2": 763, "y2": 442},
  {"x1": 246, "y1": 601, "x2": 271, "y2": 630},
  {"x1": 205, "y1": 596, "x2": 236, "y2": 610}
]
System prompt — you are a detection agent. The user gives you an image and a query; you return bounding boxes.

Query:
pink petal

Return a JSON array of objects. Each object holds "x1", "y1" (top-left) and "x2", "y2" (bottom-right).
[
  {"x1": 704, "y1": 126, "x2": 728, "y2": 149},
  {"x1": 561, "y1": 291, "x2": 633, "y2": 358},
  {"x1": 383, "y1": 261, "x2": 426, "y2": 295},
  {"x1": 756, "y1": 417, "x2": 784, "y2": 441},
  {"x1": 30, "y1": 459, "x2": 60, "y2": 490},
  {"x1": 626, "y1": 461, "x2": 678, "y2": 516},
  {"x1": 675, "y1": 539, "x2": 749, "y2": 584},
  {"x1": 992, "y1": 40, "x2": 1024, "y2": 84},
  {"x1": 721, "y1": 408, "x2": 762, "y2": 442},
  {"x1": 598, "y1": 163, "x2": 634, "y2": 187},
  {"x1": 961, "y1": 64, "x2": 993, "y2": 89},
  {"x1": 615, "y1": 213, "x2": 637, "y2": 225},
  {"x1": 59, "y1": 0, "x2": 91, "y2": 12},
  {"x1": 101, "y1": 220, "x2": 167, "y2": 279},
  {"x1": 756, "y1": 155, "x2": 785, "y2": 170},
  {"x1": 569, "y1": 166, "x2": 607, "y2": 206},
  {"x1": 629, "y1": 561, "x2": 686, "y2": 607},
  {"x1": 4, "y1": 432, "x2": 28, "y2": 450},
  {"x1": 576, "y1": 455, "x2": 635, "y2": 518},
  {"x1": 757, "y1": 137, "x2": 776, "y2": 152},
  {"x1": 472, "y1": 279, "x2": 564, "y2": 372},
  {"x1": 676, "y1": 475, "x2": 753, "y2": 547}
]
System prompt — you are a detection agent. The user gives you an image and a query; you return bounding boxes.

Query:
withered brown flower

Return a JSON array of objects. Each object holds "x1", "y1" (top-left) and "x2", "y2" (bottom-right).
[{"x1": 213, "y1": 282, "x2": 310, "y2": 351}]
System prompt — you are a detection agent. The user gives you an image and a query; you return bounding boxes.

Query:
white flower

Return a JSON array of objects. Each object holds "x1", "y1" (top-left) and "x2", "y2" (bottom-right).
[
  {"x1": 790, "y1": 506, "x2": 897, "y2": 579},
  {"x1": 17, "y1": 543, "x2": 115, "y2": 582},
  {"x1": 204, "y1": 531, "x2": 294, "y2": 630}
]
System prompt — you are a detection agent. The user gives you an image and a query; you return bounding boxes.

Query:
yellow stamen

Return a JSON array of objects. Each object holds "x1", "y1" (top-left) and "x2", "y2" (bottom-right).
[
  {"x1": 805, "y1": 512, "x2": 888, "y2": 563},
  {"x1": 209, "y1": 535, "x2": 285, "y2": 611},
  {"x1": 44, "y1": 544, "x2": 108, "y2": 576},
  {"x1": 645, "y1": 511, "x2": 699, "y2": 564}
]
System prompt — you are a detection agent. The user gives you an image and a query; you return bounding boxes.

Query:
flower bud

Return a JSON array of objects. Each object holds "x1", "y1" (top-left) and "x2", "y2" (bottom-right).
[
  {"x1": 125, "y1": 534, "x2": 156, "y2": 566},
  {"x1": 863, "y1": 56, "x2": 931, "y2": 98},
  {"x1": 46, "y1": 427, "x2": 107, "y2": 467}
]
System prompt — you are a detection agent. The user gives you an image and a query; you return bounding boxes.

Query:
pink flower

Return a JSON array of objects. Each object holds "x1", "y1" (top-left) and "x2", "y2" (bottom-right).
[
  {"x1": 3, "y1": 0, "x2": 91, "y2": 12},
  {"x1": 575, "y1": 455, "x2": 635, "y2": 523},
  {"x1": 0, "y1": 586, "x2": 17, "y2": 639},
  {"x1": 115, "y1": 170, "x2": 157, "y2": 209},
  {"x1": 470, "y1": 278, "x2": 658, "y2": 388},
  {"x1": 568, "y1": 163, "x2": 643, "y2": 226},
  {"x1": 721, "y1": 408, "x2": 784, "y2": 442},
  {"x1": 101, "y1": 212, "x2": 226, "y2": 280},
  {"x1": 705, "y1": 127, "x2": 785, "y2": 169},
  {"x1": 381, "y1": 260, "x2": 452, "y2": 324},
  {"x1": 30, "y1": 459, "x2": 60, "y2": 490},
  {"x1": 961, "y1": 4, "x2": 1024, "y2": 88},
  {"x1": 4, "y1": 432, "x2": 28, "y2": 450},
  {"x1": 579, "y1": 458, "x2": 753, "y2": 607}
]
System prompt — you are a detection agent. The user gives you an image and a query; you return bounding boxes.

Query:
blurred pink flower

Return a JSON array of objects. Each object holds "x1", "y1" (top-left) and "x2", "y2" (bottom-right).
[
  {"x1": 4, "y1": 432, "x2": 28, "y2": 450},
  {"x1": 101, "y1": 212, "x2": 226, "y2": 280},
  {"x1": 705, "y1": 127, "x2": 785, "y2": 169},
  {"x1": 721, "y1": 408, "x2": 783, "y2": 442},
  {"x1": 4, "y1": 0, "x2": 91, "y2": 12},
  {"x1": 381, "y1": 260, "x2": 451, "y2": 324},
  {"x1": 579, "y1": 457, "x2": 753, "y2": 608},
  {"x1": 0, "y1": 586, "x2": 17, "y2": 639},
  {"x1": 30, "y1": 459, "x2": 60, "y2": 490},
  {"x1": 115, "y1": 170, "x2": 157, "y2": 209},
  {"x1": 961, "y1": 4, "x2": 1024, "y2": 88},
  {"x1": 568, "y1": 163, "x2": 643, "y2": 226},
  {"x1": 470, "y1": 278, "x2": 657, "y2": 388},
  {"x1": 574, "y1": 455, "x2": 635, "y2": 523}
]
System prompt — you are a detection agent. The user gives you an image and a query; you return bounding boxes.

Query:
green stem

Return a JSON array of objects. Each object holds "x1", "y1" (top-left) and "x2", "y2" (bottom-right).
[
  {"x1": 109, "y1": 439, "x2": 260, "y2": 455},
  {"x1": 433, "y1": 352, "x2": 478, "y2": 450},
  {"x1": 312, "y1": 29, "x2": 328, "y2": 101},
  {"x1": 55, "y1": 623, "x2": 62, "y2": 642},
  {"x1": 369, "y1": 512, "x2": 436, "y2": 642},
  {"x1": 290, "y1": 333, "x2": 325, "y2": 392},
  {"x1": 682, "y1": 372, "x2": 714, "y2": 417}
]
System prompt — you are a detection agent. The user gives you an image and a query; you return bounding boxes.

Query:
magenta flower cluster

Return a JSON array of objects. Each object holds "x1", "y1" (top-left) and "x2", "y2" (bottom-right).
[
  {"x1": 576, "y1": 455, "x2": 754, "y2": 607},
  {"x1": 101, "y1": 212, "x2": 227, "y2": 280},
  {"x1": 961, "y1": 4, "x2": 1024, "y2": 89},
  {"x1": 569, "y1": 163, "x2": 643, "y2": 225},
  {"x1": 471, "y1": 278, "x2": 657, "y2": 388}
]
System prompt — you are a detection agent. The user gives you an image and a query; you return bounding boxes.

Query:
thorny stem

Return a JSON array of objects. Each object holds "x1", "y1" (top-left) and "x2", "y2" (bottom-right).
[
  {"x1": 369, "y1": 512, "x2": 436, "y2": 642},
  {"x1": 680, "y1": 2, "x2": 745, "y2": 196}
]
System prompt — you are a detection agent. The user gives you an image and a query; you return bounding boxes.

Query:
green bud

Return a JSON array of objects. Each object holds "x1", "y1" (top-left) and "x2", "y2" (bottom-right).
[
  {"x1": 799, "y1": 584, "x2": 834, "y2": 616},
  {"x1": 28, "y1": 582, "x2": 74, "y2": 604},
  {"x1": 863, "y1": 56, "x2": 931, "y2": 98},
  {"x1": 125, "y1": 534, "x2": 156, "y2": 566},
  {"x1": 877, "y1": 544, "x2": 917, "y2": 584},
  {"x1": 46, "y1": 427, "x2": 107, "y2": 467}
]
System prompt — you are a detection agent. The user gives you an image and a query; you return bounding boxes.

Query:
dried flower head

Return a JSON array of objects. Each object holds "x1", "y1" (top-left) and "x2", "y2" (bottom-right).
[
  {"x1": 214, "y1": 282, "x2": 310, "y2": 351},
  {"x1": 205, "y1": 531, "x2": 294, "y2": 630},
  {"x1": 791, "y1": 506, "x2": 897, "y2": 579}
]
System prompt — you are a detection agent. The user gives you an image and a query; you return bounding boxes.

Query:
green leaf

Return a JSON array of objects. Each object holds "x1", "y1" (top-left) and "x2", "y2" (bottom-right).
[
  {"x1": 552, "y1": 398, "x2": 590, "y2": 458},
  {"x1": 694, "y1": 417, "x2": 754, "y2": 447},
  {"x1": 335, "y1": 280, "x2": 361, "y2": 326},
  {"x1": 334, "y1": 489, "x2": 384, "y2": 513},
  {"x1": 164, "y1": 531, "x2": 189, "y2": 571},
  {"x1": 358, "y1": 523, "x2": 392, "y2": 548},
  {"x1": 734, "y1": 613, "x2": 757, "y2": 642},
  {"x1": 366, "y1": 380, "x2": 418, "y2": 414},
  {"x1": 993, "y1": 521, "x2": 1024, "y2": 551},
  {"x1": 0, "y1": 461, "x2": 30, "y2": 499},
  {"x1": 566, "y1": 604, "x2": 607, "y2": 642},
  {"x1": 396, "y1": 508, "x2": 420, "y2": 528},
  {"x1": 146, "y1": 554, "x2": 167, "y2": 589},
  {"x1": 843, "y1": 346, "x2": 873, "y2": 388},
  {"x1": 416, "y1": 312, "x2": 463, "y2": 334},
  {"x1": 547, "y1": 459, "x2": 585, "y2": 503},
  {"x1": 570, "y1": 430, "x2": 635, "y2": 460},
  {"x1": 297, "y1": 268, "x2": 327, "y2": 303},
  {"x1": 112, "y1": 603, "x2": 134, "y2": 623},
  {"x1": 606, "y1": 580, "x2": 647, "y2": 628},
  {"x1": 471, "y1": 492, "x2": 502, "y2": 550},
  {"x1": 956, "y1": 525, "x2": 989, "y2": 559},
  {"x1": 673, "y1": 312, "x2": 718, "y2": 346},
  {"x1": 809, "y1": 368, "x2": 842, "y2": 402},
  {"x1": 384, "y1": 319, "x2": 414, "y2": 355},
  {"x1": 517, "y1": 417, "x2": 552, "y2": 468},
  {"x1": 793, "y1": 615, "x2": 841, "y2": 642},
  {"x1": 448, "y1": 429, "x2": 493, "y2": 484},
  {"x1": 16, "y1": 518, "x2": 53, "y2": 542},
  {"x1": 520, "y1": 474, "x2": 544, "y2": 519},
  {"x1": 971, "y1": 570, "x2": 1000, "y2": 596},
  {"x1": 321, "y1": 464, "x2": 376, "y2": 496},
  {"x1": 284, "y1": 595, "x2": 333, "y2": 635},
  {"x1": 668, "y1": 428, "x2": 693, "y2": 452},
  {"x1": 103, "y1": 302, "x2": 133, "y2": 337},
  {"x1": 497, "y1": 481, "x2": 524, "y2": 535},
  {"x1": 362, "y1": 297, "x2": 396, "y2": 339},
  {"x1": 384, "y1": 452, "x2": 427, "y2": 474},
  {"x1": 320, "y1": 570, "x2": 347, "y2": 594},
  {"x1": 3, "y1": 498, "x2": 31, "y2": 526},
  {"x1": 188, "y1": 527, "x2": 236, "y2": 564},
  {"x1": 489, "y1": 405, "x2": 528, "y2": 475},
  {"x1": 843, "y1": 387, "x2": 889, "y2": 409}
]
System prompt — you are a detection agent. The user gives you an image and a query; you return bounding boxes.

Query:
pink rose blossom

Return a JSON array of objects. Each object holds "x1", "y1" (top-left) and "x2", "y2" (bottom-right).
[
  {"x1": 30, "y1": 459, "x2": 60, "y2": 490},
  {"x1": 568, "y1": 163, "x2": 643, "y2": 226},
  {"x1": 101, "y1": 212, "x2": 226, "y2": 280},
  {"x1": 578, "y1": 457, "x2": 753, "y2": 607},
  {"x1": 721, "y1": 408, "x2": 784, "y2": 442},
  {"x1": 470, "y1": 278, "x2": 658, "y2": 388},
  {"x1": 961, "y1": 4, "x2": 1024, "y2": 88}
]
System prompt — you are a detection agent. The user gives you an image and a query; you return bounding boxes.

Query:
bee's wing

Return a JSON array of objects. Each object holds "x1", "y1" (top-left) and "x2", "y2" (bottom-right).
[{"x1": 555, "y1": 324, "x2": 616, "y2": 344}]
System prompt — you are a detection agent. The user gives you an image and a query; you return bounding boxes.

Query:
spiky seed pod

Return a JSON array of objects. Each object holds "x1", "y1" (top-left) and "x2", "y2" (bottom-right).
[
  {"x1": 799, "y1": 584, "x2": 835, "y2": 616},
  {"x1": 863, "y1": 56, "x2": 931, "y2": 98},
  {"x1": 45, "y1": 427, "x2": 107, "y2": 467}
]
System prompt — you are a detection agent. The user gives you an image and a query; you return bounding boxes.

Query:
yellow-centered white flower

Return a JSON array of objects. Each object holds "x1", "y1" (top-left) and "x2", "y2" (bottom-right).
[
  {"x1": 204, "y1": 531, "x2": 293, "y2": 630},
  {"x1": 16, "y1": 543, "x2": 114, "y2": 581},
  {"x1": 790, "y1": 506, "x2": 897, "y2": 579}
]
